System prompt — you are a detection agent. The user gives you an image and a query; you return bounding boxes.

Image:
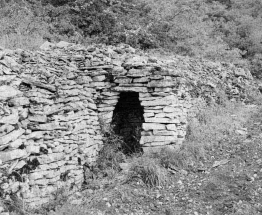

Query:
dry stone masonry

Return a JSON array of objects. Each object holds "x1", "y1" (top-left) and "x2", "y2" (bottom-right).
[{"x1": 0, "y1": 41, "x2": 254, "y2": 207}]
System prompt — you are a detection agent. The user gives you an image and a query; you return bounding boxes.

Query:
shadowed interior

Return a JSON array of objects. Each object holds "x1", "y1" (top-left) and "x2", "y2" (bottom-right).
[{"x1": 112, "y1": 92, "x2": 144, "y2": 154}]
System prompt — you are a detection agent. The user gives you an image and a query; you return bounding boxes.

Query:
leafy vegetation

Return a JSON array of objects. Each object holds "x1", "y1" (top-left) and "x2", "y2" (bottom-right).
[{"x1": 0, "y1": 0, "x2": 262, "y2": 76}]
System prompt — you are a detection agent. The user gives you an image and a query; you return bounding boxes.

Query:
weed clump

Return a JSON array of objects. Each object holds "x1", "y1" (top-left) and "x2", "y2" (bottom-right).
[
  {"x1": 89, "y1": 126, "x2": 126, "y2": 179},
  {"x1": 127, "y1": 156, "x2": 168, "y2": 187}
]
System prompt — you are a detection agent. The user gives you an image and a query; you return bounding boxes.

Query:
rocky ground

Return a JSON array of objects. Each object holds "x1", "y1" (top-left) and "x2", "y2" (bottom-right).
[{"x1": 43, "y1": 104, "x2": 262, "y2": 215}]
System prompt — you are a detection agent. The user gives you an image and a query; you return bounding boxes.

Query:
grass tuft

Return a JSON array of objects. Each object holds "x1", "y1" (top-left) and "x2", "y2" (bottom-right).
[{"x1": 127, "y1": 156, "x2": 169, "y2": 187}]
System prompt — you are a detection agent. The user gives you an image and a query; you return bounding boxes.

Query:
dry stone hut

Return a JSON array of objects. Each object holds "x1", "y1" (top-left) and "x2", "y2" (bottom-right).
[{"x1": 0, "y1": 41, "x2": 254, "y2": 207}]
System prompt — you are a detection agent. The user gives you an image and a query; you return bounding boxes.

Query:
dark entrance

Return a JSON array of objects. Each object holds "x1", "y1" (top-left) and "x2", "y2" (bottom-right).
[{"x1": 112, "y1": 92, "x2": 144, "y2": 154}]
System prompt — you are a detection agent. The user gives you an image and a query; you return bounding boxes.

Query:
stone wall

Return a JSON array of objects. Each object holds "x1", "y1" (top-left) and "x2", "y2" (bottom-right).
[{"x1": 0, "y1": 41, "x2": 254, "y2": 207}]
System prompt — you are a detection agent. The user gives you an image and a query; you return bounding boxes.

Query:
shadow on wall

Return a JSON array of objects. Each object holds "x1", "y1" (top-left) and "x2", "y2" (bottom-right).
[{"x1": 112, "y1": 92, "x2": 144, "y2": 154}]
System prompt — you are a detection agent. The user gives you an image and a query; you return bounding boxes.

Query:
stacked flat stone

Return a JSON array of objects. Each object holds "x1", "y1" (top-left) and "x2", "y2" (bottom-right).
[{"x1": 0, "y1": 41, "x2": 255, "y2": 208}]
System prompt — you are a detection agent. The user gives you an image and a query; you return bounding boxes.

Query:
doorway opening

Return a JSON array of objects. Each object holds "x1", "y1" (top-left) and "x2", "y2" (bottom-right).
[{"x1": 112, "y1": 92, "x2": 144, "y2": 154}]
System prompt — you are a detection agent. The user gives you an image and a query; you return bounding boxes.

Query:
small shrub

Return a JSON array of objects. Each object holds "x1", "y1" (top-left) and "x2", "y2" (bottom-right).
[
  {"x1": 127, "y1": 156, "x2": 168, "y2": 187},
  {"x1": 93, "y1": 126, "x2": 126, "y2": 179},
  {"x1": 151, "y1": 148, "x2": 188, "y2": 170}
]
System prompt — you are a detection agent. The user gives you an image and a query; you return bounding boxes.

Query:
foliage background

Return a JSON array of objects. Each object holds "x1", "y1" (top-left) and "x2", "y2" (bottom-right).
[{"x1": 0, "y1": 0, "x2": 262, "y2": 77}]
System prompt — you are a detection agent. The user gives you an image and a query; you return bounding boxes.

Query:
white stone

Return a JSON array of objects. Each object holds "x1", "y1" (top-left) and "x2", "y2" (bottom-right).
[
  {"x1": 155, "y1": 113, "x2": 178, "y2": 119},
  {"x1": 98, "y1": 106, "x2": 115, "y2": 112},
  {"x1": 113, "y1": 86, "x2": 148, "y2": 93},
  {"x1": 0, "y1": 85, "x2": 21, "y2": 101},
  {"x1": 143, "y1": 141, "x2": 173, "y2": 146},
  {"x1": 144, "y1": 106, "x2": 164, "y2": 110},
  {"x1": 40, "y1": 41, "x2": 55, "y2": 50},
  {"x1": 0, "y1": 129, "x2": 25, "y2": 145},
  {"x1": 153, "y1": 130, "x2": 177, "y2": 136},
  {"x1": 140, "y1": 135, "x2": 176, "y2": 144},
  {"x1": 154, "y1": 87, "x2": 172, "y2": 92},
  {"x1": 145, "y1": 117, "x2": 179, "y2": 124},
  {"x1": 38, "y1": 153, "x2": 65, "y2": 164},
  {"x1": 143, "y1": 113, "x2": 154, "y2": 118},
  {"x1": 163, "y1": 106, "x2": 181, "y2": 113},
  {"x1": 26, "y1": 145, "x2": 40, "y2": 154},
  {"x1": 166, "y1": 124, "x2": 177, "y2": 131},
  {"x1": 101, "y1": 92, "x2": 119, "y2": 96},
  {"x1": 142, "y1": 123, "x2": 166, "y2": 131},
  {"x1": 92, "y1": 75, "x2": 106, "y2": 82},
  {"x1": 139, "y1": 93, "x2": 151, "y2": 98},
  {"x1": 0, "y1": 110, "x2": 19, "y2": 124},
  {"x1": 102, "y1": 99, "x2": 118, "y2": 105},
  {"x1": 0, "y1": 149, "x2": 27, "y2": 162},
  {"x1": 14, "y1": 160, "x2": 26, "y2": 169},
  {"x1": 0, "y1": 124, "x2": 15, "y2": 135},
  {"x1": 144, "y1": 109, "x2": 162, "y2": 113},
  {"x1": 9, "y1": 138, "x2": 23, "y2": 149},
  {"x1": 56, "y1": 41, "x2": 71, "y2": 48},
  {"x1": 114, "y1": 78, "x2": 132, "y2": 84},
  {"x1": 29, "y1": 172, "x2": 44, "y2": 180},
  {"x1": 8, "y1": 97, "x2": 30, "y2": 106},
  {"x1": 133, "y1": 77, "x2": 149, "y2": 83},
  {"x1": 141, "y1": 95, "x2": 177, "y2": 106}
]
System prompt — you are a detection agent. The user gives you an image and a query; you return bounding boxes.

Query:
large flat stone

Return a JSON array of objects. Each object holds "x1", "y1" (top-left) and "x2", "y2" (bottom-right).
[
  {"x1": 133, "y1": 77, "x2": 149, "y2": 83},
  {"x1": 155, "y1": 113, "x2": 178, "y2": 119},
  {"x1": 29, "y1": 123, "x2": 66, "y2": 131},
  {"x1": 140, "y1": 135, "x2": 176, "y2": 144},
  {"x1": 92, "y1": 75, "x2": 106, "y2": 82},
  {"x1": 142, "y1": 123, "x2": 166, "y2": 131},
  {"x1": 153, "y1": 130, "x2": 177, "y2": 136},
  {"x1": 113, "y1": 86, "x2": 148, "y2": 93},
  {"x1": 126, "y1": 68, "x2": 150, "y2": 77},
  {"x1": 145, "y1": 117, "x2": 179, "y2": 124},
  {"x1": 143, "y1": 141, "x2": 174, "y2": 146},
  {"x1": 38, "y1": 153, "x2": 65, "y2": 164},
  {"x1": 8, "y1": 97, "x2": 30, "y2": 106},
  {"x1": 0, "y1": 149, "x2": 27, "y2": 163},
  {"x1": 98, "y1": 106, "x2": 115, "y2": 112},
  {"x1": 0, "y1": 129, "x2": 25, "y2": 146},
  {"x1": 163, "y1": 106, "x2": 181, "y2": 113},
  {"x1": 141, "y1": 95, "x2": 177, "y2": 106},
  {"x1": 114, "y1": 78, "x2": 132, "y2": 84},
  {"x1": 144, "y1": 112, "x2": 154, "y2": 118},
  {"x1": 28, "y1": 115, "x2": 47, "y2": 123}
]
